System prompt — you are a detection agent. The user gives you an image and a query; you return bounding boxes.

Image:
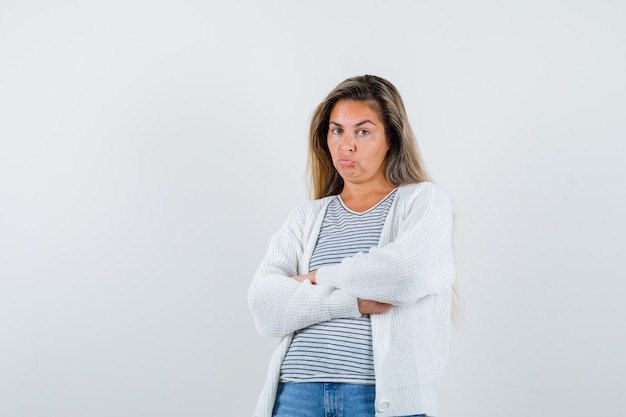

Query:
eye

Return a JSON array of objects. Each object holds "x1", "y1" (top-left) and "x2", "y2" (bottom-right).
[
  {"x1": 357, "y1": 129, "x2": 369, "y2": 136},
  {"x1": 330, "y1": 127, "x2": 342, "y2": 135}
]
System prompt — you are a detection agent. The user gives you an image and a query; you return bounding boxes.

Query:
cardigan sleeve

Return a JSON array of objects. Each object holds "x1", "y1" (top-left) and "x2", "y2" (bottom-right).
[
  {"x1": 315, "y1": 182, "x2": 455, "y2": 306},
  {"x1": 248, "y1": 203, "x2": 361, "y2": 338}
]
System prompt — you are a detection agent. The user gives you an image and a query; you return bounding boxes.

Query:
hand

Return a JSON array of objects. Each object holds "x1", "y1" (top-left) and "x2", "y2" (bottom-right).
[
  {"x1": 358, "y1": 299, "x2": 393, "y2": 315},
  {"x1": 291, "y1": 271, "x2": 317, "y2": 284}
]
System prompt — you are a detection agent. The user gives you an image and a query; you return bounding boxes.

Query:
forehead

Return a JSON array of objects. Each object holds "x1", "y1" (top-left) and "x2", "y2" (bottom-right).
[{"x1": 329, "y1": 100, "x2": 382, "y2": 123}]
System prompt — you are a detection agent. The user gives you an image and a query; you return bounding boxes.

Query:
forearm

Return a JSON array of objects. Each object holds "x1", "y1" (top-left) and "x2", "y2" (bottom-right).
[
  {"x1": 315, "y1": 194, "x2": 455, "y2": 305},
  {"x1": 248, "y1": 272, "x2": 360, "y2": 337},
  {"x1": 315, "y1": 248, "x2": 454, "y2": 305}
]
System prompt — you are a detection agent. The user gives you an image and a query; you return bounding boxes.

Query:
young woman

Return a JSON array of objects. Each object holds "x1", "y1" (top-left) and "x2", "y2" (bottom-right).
[{"x1": 249, "y1": 75, "x2": 455, "y2": 417}]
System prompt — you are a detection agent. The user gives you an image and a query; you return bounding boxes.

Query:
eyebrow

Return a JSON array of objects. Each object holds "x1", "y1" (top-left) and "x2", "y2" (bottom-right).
[{"x1": 329, "y1": 120, "x2": 376, "y2": 127}]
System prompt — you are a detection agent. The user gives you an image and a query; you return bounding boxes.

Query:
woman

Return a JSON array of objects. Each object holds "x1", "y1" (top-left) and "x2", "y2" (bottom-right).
[{"x1": 248, "y1": 75, "x2": 455, "y2": 417}]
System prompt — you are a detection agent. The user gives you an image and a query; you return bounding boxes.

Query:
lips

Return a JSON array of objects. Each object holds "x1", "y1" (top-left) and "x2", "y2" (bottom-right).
[{"x1": 338, "y1": 159, "x2": 355, "y2": 167}]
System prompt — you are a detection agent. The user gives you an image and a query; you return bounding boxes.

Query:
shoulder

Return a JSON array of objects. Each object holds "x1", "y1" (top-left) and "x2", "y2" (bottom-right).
[
  {"x1": 396, "y1": 182, "x2": 452, "y2": 220},
  {"x1": 397, "y1": 182, "x2": 450, "y2": 206},
  {"x1": 283, "y1": 195, "x2": 335, "y2": 229},
  {"x1": 293, "y1": 195, "x2": 334, "y2": 217}
]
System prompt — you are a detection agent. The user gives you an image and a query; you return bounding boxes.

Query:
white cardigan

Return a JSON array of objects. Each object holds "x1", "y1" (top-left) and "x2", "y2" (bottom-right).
[{"x1": 248, "y1": 182, "x2": 455, "y2": 417}]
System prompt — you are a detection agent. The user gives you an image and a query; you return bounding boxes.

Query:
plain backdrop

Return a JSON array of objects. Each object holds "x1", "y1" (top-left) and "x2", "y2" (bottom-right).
[{"x1": 1, "y1": 1, "x2": 625, "y2": 416}]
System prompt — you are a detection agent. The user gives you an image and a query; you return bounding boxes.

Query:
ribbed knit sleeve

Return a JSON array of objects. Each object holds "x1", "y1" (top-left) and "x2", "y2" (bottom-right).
[
  {"x1": 248, "y1": 202, "x2": 361, "y2": 338},
  {"x1": 315, "y1": 182, "x2": 454, "y2": 306}
]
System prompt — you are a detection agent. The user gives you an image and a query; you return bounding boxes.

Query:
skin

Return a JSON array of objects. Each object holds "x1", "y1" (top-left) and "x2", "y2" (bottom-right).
[{"x1": 291, "y1": 100, "x2": 395, "y2": 315}]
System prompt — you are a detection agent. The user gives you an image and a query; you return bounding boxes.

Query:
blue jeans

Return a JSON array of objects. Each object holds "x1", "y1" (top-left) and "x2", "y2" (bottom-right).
[{"x1": 272, "y1": 382, "x2": 426, "y2": 417}]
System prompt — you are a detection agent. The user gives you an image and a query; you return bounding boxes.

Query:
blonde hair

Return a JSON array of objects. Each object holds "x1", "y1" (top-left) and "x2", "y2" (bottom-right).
[{"x1": 307, "y1": 74, "x2": 461, "y2": 322}]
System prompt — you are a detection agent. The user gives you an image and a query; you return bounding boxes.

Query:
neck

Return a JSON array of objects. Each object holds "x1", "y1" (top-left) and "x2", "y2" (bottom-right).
[{"x1": 340, "y1": 180, "x2": 396, "y2": 212}]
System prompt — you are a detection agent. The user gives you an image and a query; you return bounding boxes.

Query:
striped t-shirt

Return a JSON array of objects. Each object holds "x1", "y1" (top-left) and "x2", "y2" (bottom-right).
[{"x1": 279, "y1": 188, "x2": 398, "y2": 384}]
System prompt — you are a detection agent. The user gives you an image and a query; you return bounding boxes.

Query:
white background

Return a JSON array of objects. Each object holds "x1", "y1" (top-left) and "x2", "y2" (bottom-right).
[{"x1": 1, "y1": 1, "x2": 624, "y2": 416}]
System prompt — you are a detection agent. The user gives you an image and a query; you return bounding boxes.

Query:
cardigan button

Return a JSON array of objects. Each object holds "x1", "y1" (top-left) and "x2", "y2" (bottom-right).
[{"x1": 376, "y1": 400, "x2": 390, "y2": 412}]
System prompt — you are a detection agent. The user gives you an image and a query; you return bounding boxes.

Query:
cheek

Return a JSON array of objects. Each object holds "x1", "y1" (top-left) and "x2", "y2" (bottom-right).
[
  {"x1": 377, "y1": 145, "x2": 390, "y2": 160},
  {"x1": 326, "y1": 140, "x2": 338, "y2": 159},
  {"x1": 326, "y1": 142, "x2": 335, "y2": 157},
  {"x1": 327, "y1": 144, "x2": 338, "y2": 162},
  {"x1": 326, "y1": 137, "x2": 335, "y2": 153}
]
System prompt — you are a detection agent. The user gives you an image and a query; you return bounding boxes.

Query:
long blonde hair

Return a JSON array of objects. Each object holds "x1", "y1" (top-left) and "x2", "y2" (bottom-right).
[{"x1": 307, "y1": 75, "x2": 461, "y2": 321}]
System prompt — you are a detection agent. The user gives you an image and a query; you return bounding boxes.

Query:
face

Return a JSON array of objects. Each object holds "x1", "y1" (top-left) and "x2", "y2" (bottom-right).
[{"x1": 327, "y1": 100, "x2": 390, "y2": 188}]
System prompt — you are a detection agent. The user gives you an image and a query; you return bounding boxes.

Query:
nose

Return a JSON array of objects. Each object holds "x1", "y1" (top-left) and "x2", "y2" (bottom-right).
[{"x1": 340, "y1": 135, "x2": 355, "y2": 152}]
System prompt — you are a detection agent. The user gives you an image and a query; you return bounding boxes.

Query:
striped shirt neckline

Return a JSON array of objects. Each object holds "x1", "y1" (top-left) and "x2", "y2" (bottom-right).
[{"x1": 336, "y1": 187, "x2": 399, "y2": 215}]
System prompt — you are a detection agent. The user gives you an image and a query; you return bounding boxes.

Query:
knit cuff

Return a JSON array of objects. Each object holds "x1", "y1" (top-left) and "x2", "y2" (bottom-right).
[
  {"x1": 315, "y1": 264, "x2": 341, "y2": 289},
  {"x1": 326, "y1": 288, "x2": 360, "y2": 319}
]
